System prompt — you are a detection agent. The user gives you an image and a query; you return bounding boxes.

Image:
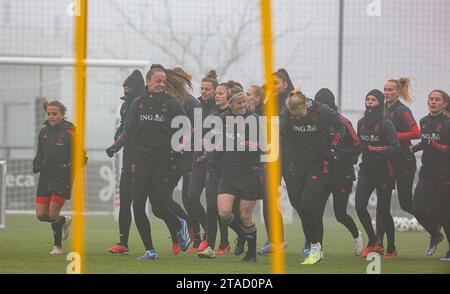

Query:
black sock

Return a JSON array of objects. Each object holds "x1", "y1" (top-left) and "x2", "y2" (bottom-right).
[
  {"x1": 242, "y1": 224, "x2": 257, "y2": 256},
  {"x1": 119, "y1": 233, "x2": 129, "y2": 247},
  {"x1": 51, "y1": 216, "x2": 66, "y2": 247},
  {"x1": 223, "y1": 213, "x2": 243, "y2": 238},
  {"x1": 193, "y1": 233, "x2": 201, "y2": 247}
]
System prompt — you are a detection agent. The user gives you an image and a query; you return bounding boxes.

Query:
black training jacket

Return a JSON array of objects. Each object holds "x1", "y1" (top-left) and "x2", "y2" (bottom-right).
[
  {"x1": 212, "y1": 109, "x2": 261, "y2": 179},
  {"x1": 204, "y1": 107, "x2": 230, "y2": 172},
  {"x1": 280, "y1": 99, "x2": 345, "y2": 165},
  {"x1": 114, "y1": 95, "x2": 141, "y2": 166},
  {"x1": 112, "y1": 90, "x2": 186, "y2": 162},
  {"x1": 33, "y1": 120, "x2": 78, "y2": 173},
  {"x1": 385, "y1": 100, "x2": 419, "y2": 157},
  {"x1": 413, "y1": 113, "x2": 450, "y2": 176},
  {"x1": 321, "y1": 114, "x2": 360, "y2": 184},
  {"x1": 357, "y1": 116, "x2": 402, "y2": 178}
]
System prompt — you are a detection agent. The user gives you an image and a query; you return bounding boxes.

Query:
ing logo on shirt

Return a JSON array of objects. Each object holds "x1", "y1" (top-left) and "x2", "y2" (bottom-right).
[
  {"x1": 293, "y1": 124, "x2": 318, "y2": 133},
  {"x1": 421, "y1": 133, "x2": 440, "y2": 141},
  {"x1": 360, "y1": 134, "x2": 380, "y2": 142},
  {"x1": 139, "y1": 114, "x2": 165, "y2": 122}
]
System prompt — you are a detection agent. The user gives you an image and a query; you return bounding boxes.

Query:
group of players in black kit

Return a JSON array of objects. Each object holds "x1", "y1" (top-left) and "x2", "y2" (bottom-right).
[{"x1": 33, "y1": 64, "x2": 450, "y2": 265}]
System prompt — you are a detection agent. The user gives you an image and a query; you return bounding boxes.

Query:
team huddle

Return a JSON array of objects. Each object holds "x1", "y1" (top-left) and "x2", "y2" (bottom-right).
[{"x1": 32, "y1": 65, "x2": 450, "y2": 265}]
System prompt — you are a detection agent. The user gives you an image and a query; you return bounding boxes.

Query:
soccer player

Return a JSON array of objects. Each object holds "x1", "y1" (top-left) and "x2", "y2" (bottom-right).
[
  {"x1": 257, "y1": 69, "x2": 293, "y2": 255},
  {"x1": 33, "y1": 100, "x2": 85, "y2": 254},
  {"x1": 313, "y1": 88, "x2": 363, "y2": 257},
  {"x1": 185, "y1": 70, "x2": 219, "y2": 252},
  {"x1": 411, "y1": 90, "x2": 449, "y2": 257},
  {"x1": 281, "y1": 89, "x2": 345, "y2": 264},
  {"x1": 197, "y1": 82, "x2": 233, "y2": 258},
  {"x1": 107, "y1": 70, "x2": 145, "y2": 255},
  {"x1": 375, "y1": 78, "x2": 420, "y2": 246},
  {"x1": 356, "y1": 90, "x2": 401, "y2": 259},
  {"x1": 106, "y1": 67, "x2": 190, "y2": 260},
  {"x1": 216, "y1": 84, "x2": 262, "y2": 262}
]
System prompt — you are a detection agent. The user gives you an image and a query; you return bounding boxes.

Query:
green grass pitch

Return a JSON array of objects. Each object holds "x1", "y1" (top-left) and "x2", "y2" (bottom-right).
[{"x1": 0, "y1": 215, "x2": 449, "y2": 274}]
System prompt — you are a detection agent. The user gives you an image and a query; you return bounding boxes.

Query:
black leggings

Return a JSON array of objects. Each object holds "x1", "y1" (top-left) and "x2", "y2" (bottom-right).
[
  {"x1": 376, "y1": 158, "x2": 416, "y2": 243},
  {"x1": 186, "y1": 159, "x2": 207, "y2": 235},
  {"x1": 317, "y1": 182, "x2": 359, "y2": 247},
  {"x1": 355, "y1": 175, "x2": 395, "y2": 251},
  {"x1": 392, "y1": 158, "x2": 416, "y2": 214},
  {"x1": 205, "y1": 169, "x2": 229, "y2": 249},
  {"x1": 118, "y1": 165, "x2": 133, "y2": 246},
  {"x1": 413, "y1": 176, "x2": 447, "y2": 239},
  {"x1": 167, "y1": 155, "x2": 191, "y2": 228},
  {"x1": 294, "y1": 163, "x2": 323, "y2": 244},
  {"x1": 430, "y1": 179, "x2": 450, "y2": 248},
  {"x1": 132, "y1": 160, "x2": 180, "y2": 251}
]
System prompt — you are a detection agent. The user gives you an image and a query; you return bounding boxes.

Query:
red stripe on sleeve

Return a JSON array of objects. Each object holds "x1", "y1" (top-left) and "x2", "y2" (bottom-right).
[
  {"x1": 397, "y1": 124, "x2": 420, "y2": 141},
  {"x1": 403, "y1": 112, "x2": 415, "y2": 128},
  {"x1": 340, "y1": 116, "x2": 360, "y2": 145}
]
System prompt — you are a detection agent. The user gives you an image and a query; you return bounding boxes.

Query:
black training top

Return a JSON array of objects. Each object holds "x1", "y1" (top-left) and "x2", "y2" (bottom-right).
[
  {"x1": 204, "y1": 106, "x2": 230, "y2": 172},
  {"x1": 321, "y1": 114, "x2": 360, "y2": 184},
  {"x1": 357, "y1": 116, "x2": 401, "y2": 177},
  {"x1": 280, "y1": 99, "x2": 345, "y2": 165},
  {"x1": 385, "y1": 99, "x2": 419, "y2": 156},
  {"x1": 192, "y1": 96, "x2": 217, "y2": 156},
  {"x1": 182, "y1": 95, "x2": 201, "y2": 152},
  {"x1": 33, "y1": 120, "x2": 76, "y2": 173},
  {"x1": 114, "y1": 94, "x2": 142, "y2": 166},
  {"x1": 213, "y1": 109, "x2": 261, "y2": 178},
  {"x1": 112, "y1": 90, "x2": 186, "y2": 162},
  {"x1": 413, "y1": 113, "x2": 450, "y2": 174}
]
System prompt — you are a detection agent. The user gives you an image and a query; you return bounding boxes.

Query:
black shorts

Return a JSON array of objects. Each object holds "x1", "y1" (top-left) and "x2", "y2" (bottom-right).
[
  {"x1": 36, "y1": 168, "x2": 72, "y2": 200},
  {"x1": 218, "y1": 172, "x2": 263, "y2": 201}
]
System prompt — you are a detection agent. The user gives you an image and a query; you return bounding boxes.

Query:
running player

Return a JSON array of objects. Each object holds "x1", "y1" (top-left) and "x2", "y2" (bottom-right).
[
  {"x1": 197, "y1": 81, "x2": 233, "y2": 258},
  {"x1": 106, "y1": 67, "x2": 190, "y2": 260},
  {"x1": 216, "y1": 84, "x2": 262, "y2": 262},
  {"x1": 257, "y1": 69, "x2": 293, "y2": 255},
  {"x1": 376, "y1": 78, "x2": 420, "y2": 246},
  {"x1": 33, "y1": 100, "x2": 86, "y2": 254},
  {"x1": 356, "y1": 89, "x2": 401, "y2": 259},
  {"x1": 313, "y1": 88, "x2": 363, "y2": 257},
  {"x1": 185, "y1": 70, "x2": 219, "y2": 252},
  {"x1": 107, "y1": 69, "x2": 145, "y2": 255},
  {"x1": 281, "y1": 89, "x2": 345, "y2": 264},
  {"x1": 412, "y1": 89, "x2": 449, "y2": 257}
]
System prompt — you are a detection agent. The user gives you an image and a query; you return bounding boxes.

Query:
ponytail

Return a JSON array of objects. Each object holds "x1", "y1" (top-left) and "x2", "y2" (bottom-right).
[{"x1": 389, "y1": 77, "x2": 413, "y2": 104}]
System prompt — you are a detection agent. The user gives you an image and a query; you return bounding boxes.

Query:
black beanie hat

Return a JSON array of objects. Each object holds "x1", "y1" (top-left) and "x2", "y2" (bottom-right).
[
  {"x1": 314, "y1": 88, "x2": 337, "y2": 111},
  {"x1": 366, "y1": 89, "x2": 385, "y2": 106},
  {"x1": 123, "y1": 70, "x2": 145, "y2": 91}
]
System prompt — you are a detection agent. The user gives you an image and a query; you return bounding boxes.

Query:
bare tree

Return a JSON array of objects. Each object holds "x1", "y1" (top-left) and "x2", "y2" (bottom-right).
[{"x1": 110, "y1": 0, "x2": 306, "y2": 80}]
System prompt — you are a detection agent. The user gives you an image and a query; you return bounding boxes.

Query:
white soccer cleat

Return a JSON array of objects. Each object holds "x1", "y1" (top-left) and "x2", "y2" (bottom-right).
[
  {"x1": 49, "y1": 246, "x2": 64, "y2": 255},
  {"x1": 354, "y1": 230, "x2": 364, "y2": 256},
  {"x1": 62, "y1": 216, "x2": 72, "y2": 241}
]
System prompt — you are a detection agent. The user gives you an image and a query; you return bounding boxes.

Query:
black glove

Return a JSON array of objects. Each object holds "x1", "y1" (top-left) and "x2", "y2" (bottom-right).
[
  {"x1": 106, "y1": 146, "x2": 118, "y2": 158},
  {"x1": 325, "y1": 148, "x2": 339, "y2": 163},
  {"x1": 32, "y1": 163, "x2": 41, "y2": 174},
  {"x1": 57, "y1": 163, "x2": 71, "y2": 169}
]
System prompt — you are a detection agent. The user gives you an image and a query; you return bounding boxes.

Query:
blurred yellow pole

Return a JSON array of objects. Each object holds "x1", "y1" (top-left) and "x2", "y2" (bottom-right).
[
  {"x1": 260, "y1": 0, "x2": 285, "y2": 274},
  {"x1": 72, "y1": 0, "x2": 87, "y2": 274}
]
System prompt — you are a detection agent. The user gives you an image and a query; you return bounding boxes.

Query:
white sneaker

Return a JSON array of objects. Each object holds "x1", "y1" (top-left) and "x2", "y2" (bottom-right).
[
  {"x1": 49, "y1": 246, "x2": 64, "y2": 255},
  {"x1": 198, "y1": 246, "x2": 216, "y2": 259},
  {"x1": 62, "y1": 216, "x2": 72, "y2": 241},
  {"x1": 354, "y1": 231, "x2": 364, "y2": 256}
]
